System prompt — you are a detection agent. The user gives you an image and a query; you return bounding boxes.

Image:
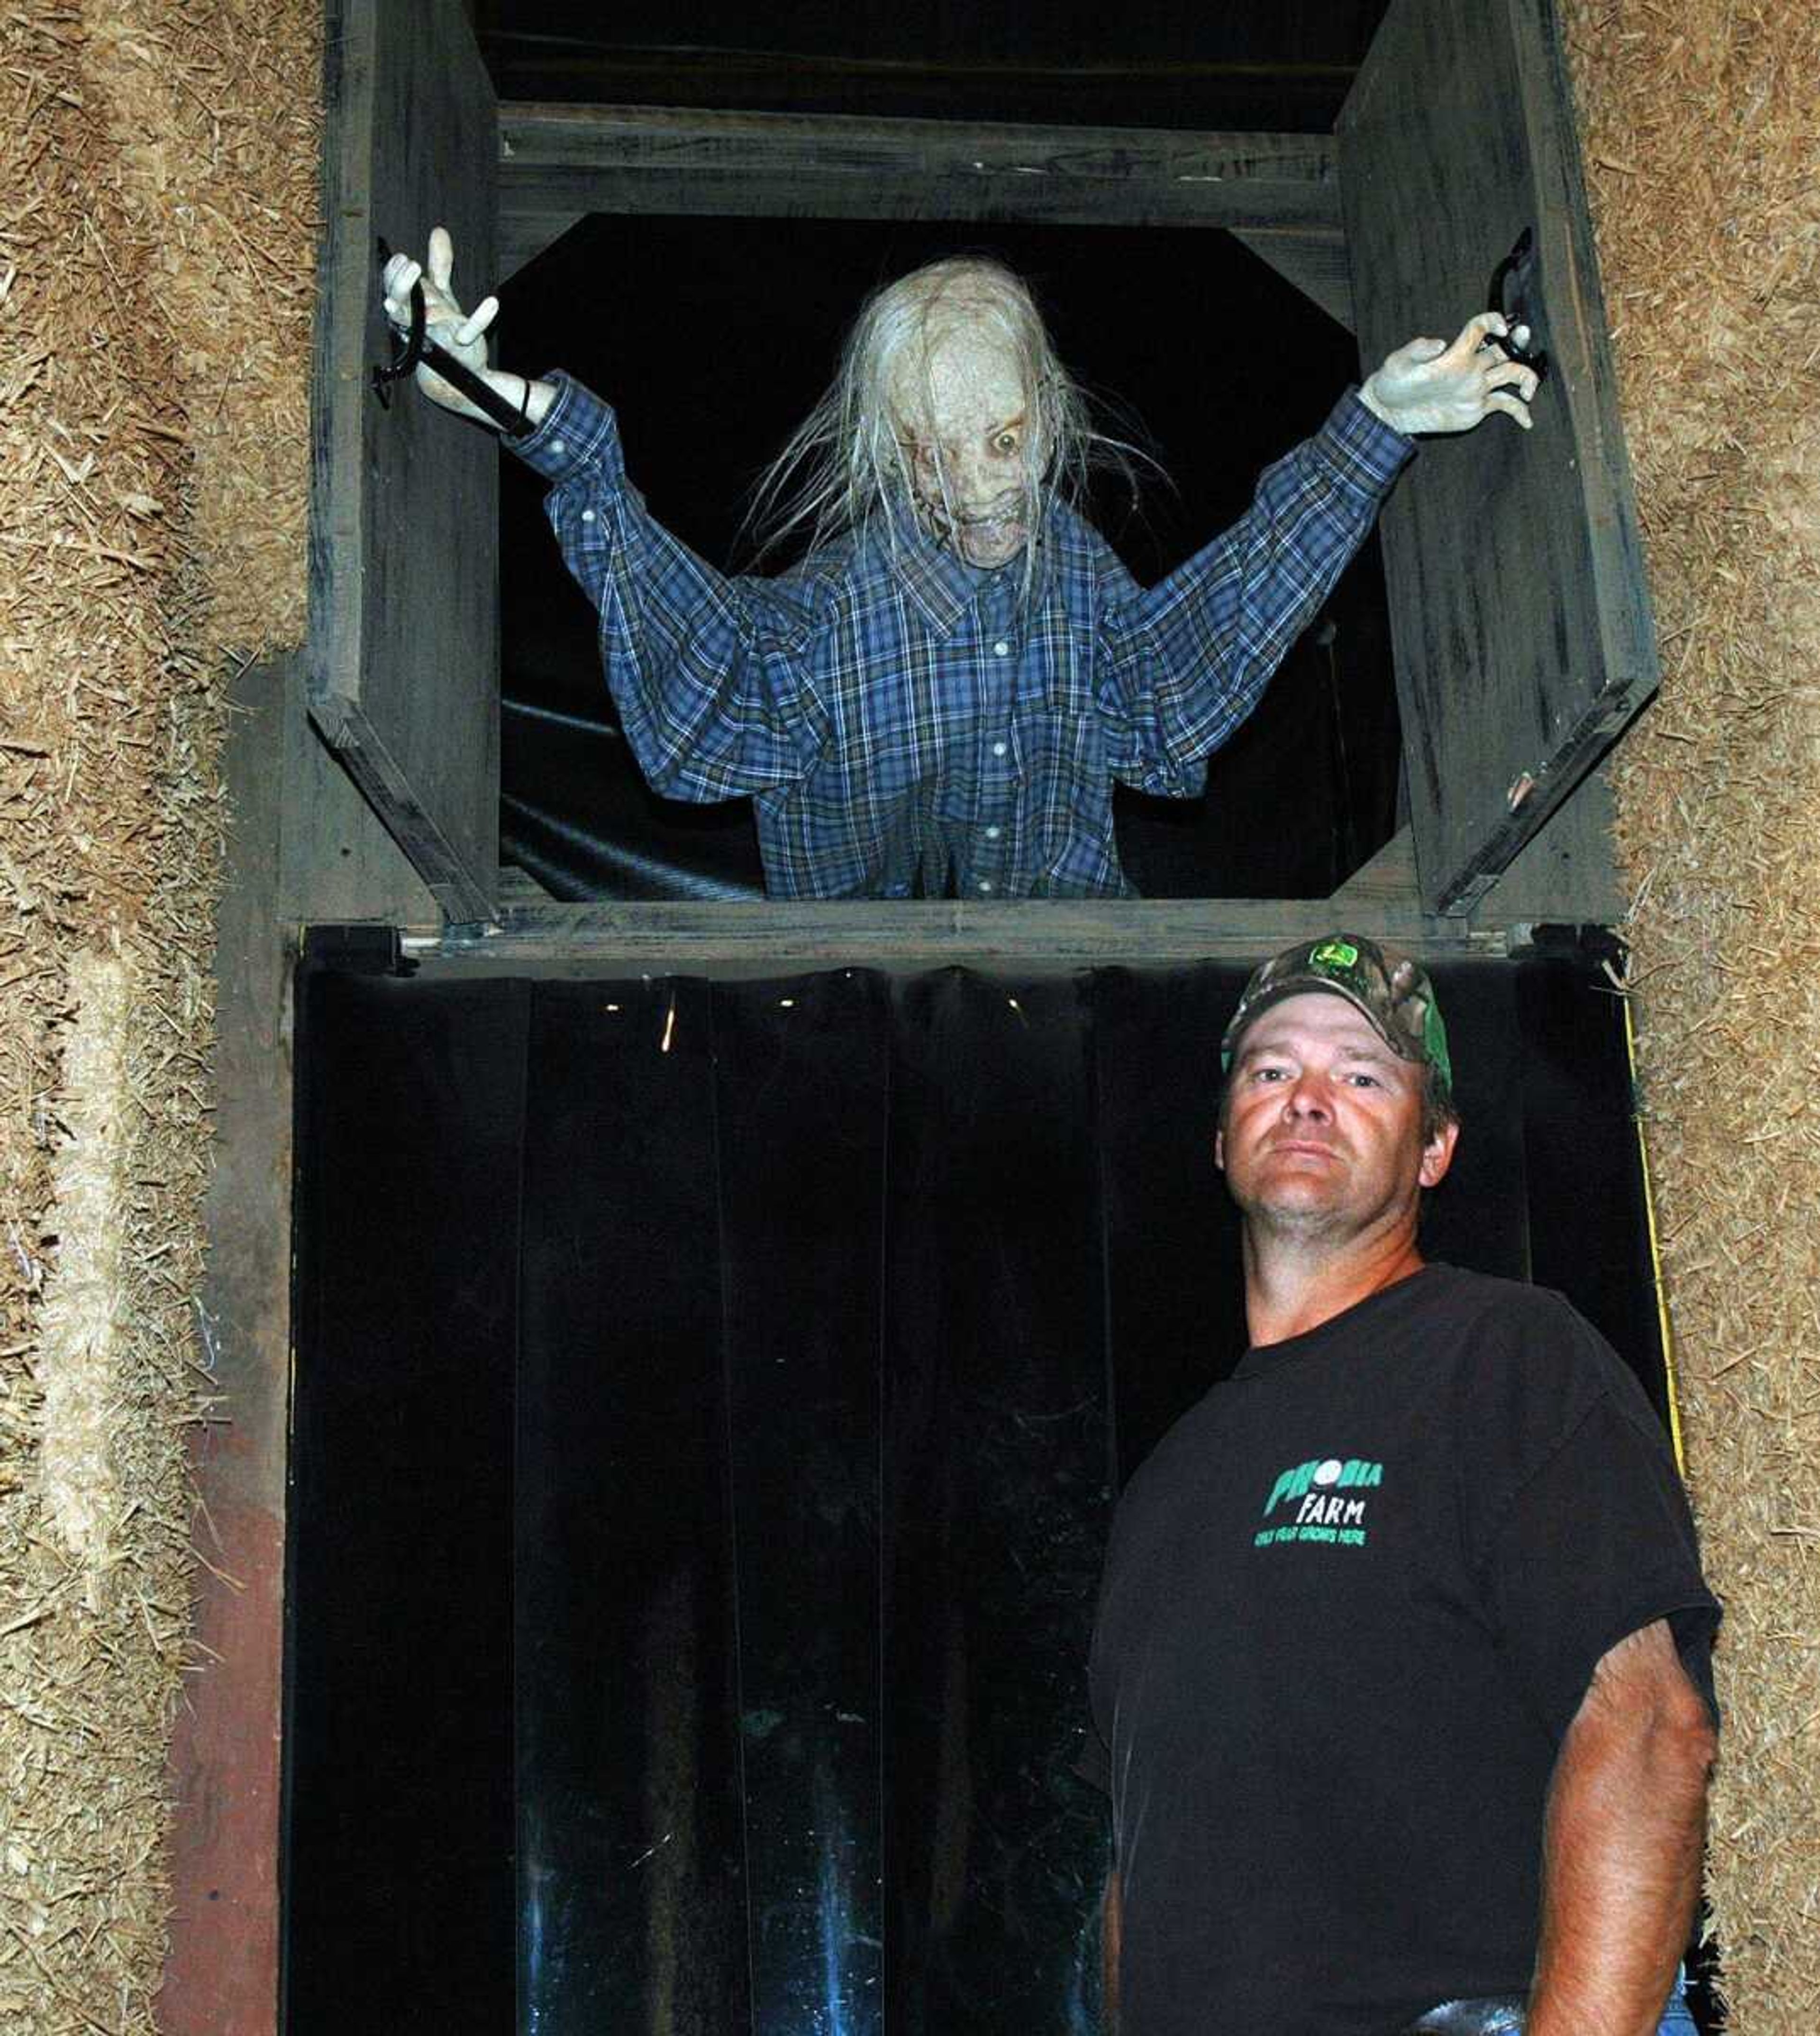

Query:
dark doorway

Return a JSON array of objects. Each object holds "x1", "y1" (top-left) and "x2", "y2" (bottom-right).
[{"x1": 283, "y1": 945, "x2": 1681, "y2": 2033}]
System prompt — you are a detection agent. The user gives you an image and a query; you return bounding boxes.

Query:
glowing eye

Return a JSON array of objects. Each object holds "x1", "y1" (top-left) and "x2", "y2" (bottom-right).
[{"x1": 993, "y1": 431, "x2": 1019, "y2": 454}]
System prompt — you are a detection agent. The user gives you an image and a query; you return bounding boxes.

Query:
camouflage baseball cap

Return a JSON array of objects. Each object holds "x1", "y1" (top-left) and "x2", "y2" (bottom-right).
[{"x1": 1219, "y1": 934, "x2": 1453, "y2": 1097}]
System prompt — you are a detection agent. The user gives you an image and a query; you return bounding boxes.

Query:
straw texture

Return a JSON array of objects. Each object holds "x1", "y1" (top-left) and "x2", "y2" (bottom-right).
[
  {"x1": 0, "y1": 3, "x2": 318, "y2": 2027},
  {"x1": 1566, "y1": 3, "x2": 1820, "y2": 2026}
]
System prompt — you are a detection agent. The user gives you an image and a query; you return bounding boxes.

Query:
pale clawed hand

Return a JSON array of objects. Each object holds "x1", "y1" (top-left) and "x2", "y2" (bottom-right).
[
  {"x1": 1358, "y1": 312, "x2": 1540, "y2": 436},
  {"x1": 378, "y1": 225, "x2": 501, "y2": 421}
]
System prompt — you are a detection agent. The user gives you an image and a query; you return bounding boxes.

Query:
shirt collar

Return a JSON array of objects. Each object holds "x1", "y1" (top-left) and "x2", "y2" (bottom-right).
[{"x1": 879, "y1": 496, "x2": 1060, "y2": 639}]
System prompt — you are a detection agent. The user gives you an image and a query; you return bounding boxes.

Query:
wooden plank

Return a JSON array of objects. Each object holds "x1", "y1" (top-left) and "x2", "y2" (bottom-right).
[
  {"x1": 305, "y1": 694, "x2": 491, "y2": 921},
  {"x1": 163, "y1": 657, "x2": 293, "y2": 2033},
  {"x1": 1474, "y1": 764, "x2": 1624, "y2": 924},
  {"x1": 1329, "y1": 824, "x2": 1418, "y2": 906},
  {"x1": 1337, "y1": 781, "x2": 1625, "y2": 930},
  {"x1": 308, "y1": 0, "x2": 500, "y2": 923},
  {"x1": 497, "y1": 103, "x2": 1341, "y2": 275},
  {"x1": 1336, "y1": 0, "x2": 1657, "y2": 917},
  {"x1": 496, "y1": 865, "x2": 556, "y2": 903},
  {"x1": 1230, "y1": 227, "x2": 1354, "y2": 330},
  {"x1": 280, "y1": 654, "x2": 437, "y2": 925},
  {"x1": 400, "y1": 897, "x2": 1506, "y2": 981},
  {"x1": 485, "y1": 48, "x2": 1365, "y2": 128}
]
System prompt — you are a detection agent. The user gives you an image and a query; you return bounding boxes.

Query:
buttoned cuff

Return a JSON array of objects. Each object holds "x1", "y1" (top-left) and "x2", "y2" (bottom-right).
[
  {"x1": 1312, "y1": 388, "x2": 1417, "y2": 500},
  {"x1": 509, "y1": 372, "x2": 628, "y2": 490}
]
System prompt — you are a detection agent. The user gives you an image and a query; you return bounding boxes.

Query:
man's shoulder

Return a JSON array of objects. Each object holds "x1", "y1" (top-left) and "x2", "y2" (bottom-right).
[
  {"x1": 1414, "y1": 1261, "x2": 1611, "y2": 1359},
  {"x1": 1044, "y1": 498, "x2": 1138, "y2": 586},
  {"x1": 1420, "y1": 1261, "x2": 1582, "y2": 1326},
  {"x1": 1417, "y1": 1264, "x2": 1655, "y2": 1443},
  {"x1": 770, "y1": 535, "x2": 861, "y2": 600},
  {"x1": 748, "y1": 528, "x2": 895, "y2": 639}
]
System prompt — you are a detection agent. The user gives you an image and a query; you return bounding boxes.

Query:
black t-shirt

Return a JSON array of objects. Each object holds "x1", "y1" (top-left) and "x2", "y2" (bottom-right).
[{"x1": 1086, "y1": 1263, "x2": 1719, "y2": 2036}]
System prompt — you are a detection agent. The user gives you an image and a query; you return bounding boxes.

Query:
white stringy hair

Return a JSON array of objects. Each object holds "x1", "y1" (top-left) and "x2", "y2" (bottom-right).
[{"x1": 747, "y1": 255, "x2": 1138, "y2": 588}]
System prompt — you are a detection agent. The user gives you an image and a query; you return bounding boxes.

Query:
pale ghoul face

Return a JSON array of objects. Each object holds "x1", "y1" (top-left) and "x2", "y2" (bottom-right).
[
  {"x1": 890, "y1": 319, "x2": 1043, "y2": 569},
  {"x1": 1215, "y1": 993, "x2": 1456, "y2": 1242}
]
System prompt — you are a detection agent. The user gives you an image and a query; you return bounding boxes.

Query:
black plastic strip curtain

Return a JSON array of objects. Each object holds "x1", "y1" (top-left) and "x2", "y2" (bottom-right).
[
  {"x1": 285, "y1": 950, "x2": 1666, "y2": 2034},
  {"x1": 285, "y1": 978, "x2": 525, "y2": 2029}
]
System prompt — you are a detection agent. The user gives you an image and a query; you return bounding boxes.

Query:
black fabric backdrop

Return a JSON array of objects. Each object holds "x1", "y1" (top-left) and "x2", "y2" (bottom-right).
[{"x1": 284, "y1": 950, "x2": 1675, "y2": 2034}]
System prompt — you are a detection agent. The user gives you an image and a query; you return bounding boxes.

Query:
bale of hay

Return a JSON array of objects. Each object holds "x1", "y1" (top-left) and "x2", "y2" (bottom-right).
[
  {"x1": 1565, "y1": 3, "x2": 1820, "y2": 2026},
  {"x1": 0, "y1": 2, "x2": 318, "y2": 2028}
]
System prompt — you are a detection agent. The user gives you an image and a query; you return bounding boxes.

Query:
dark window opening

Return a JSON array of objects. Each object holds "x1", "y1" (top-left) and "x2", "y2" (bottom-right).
[{"x1": 496, "y1": 216, "x2": 1400, "y2": 902}]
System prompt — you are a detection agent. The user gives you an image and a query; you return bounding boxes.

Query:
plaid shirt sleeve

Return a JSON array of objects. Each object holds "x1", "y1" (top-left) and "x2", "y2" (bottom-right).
[
  {"x1": 1096, "y1": 392, "x2": 1414, "y2": 795},
  {"x1": 513, "y1": 375, "x2": 826, "y2": 802}
]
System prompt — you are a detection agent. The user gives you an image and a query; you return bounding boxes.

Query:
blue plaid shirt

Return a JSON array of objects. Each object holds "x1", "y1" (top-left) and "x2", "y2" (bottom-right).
[{"x1": 517, "y1": 376, "x2": 1412, "y2": 898}]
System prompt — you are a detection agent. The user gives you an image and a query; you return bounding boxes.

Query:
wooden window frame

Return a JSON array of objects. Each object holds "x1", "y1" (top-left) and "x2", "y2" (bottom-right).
[
  {"x1": 306, "y1": 0, "x2": 1634, "y2": 966},
  {"x1": 400, "y1": 94, "x2": 1619, "y2": 975}
]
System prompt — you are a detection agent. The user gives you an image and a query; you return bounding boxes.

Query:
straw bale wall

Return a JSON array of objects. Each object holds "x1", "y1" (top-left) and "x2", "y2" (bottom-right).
[
  {"x1": 0, "y1": 3, "x2": 317, "y2": 2028},
  {"x1": 1565, "y1": 3, "x2": 1820, "y2": 2027}
]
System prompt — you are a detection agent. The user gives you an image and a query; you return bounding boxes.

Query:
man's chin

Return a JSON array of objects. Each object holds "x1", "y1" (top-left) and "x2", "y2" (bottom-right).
[
  {"x1": 1251, "y1": 1177, "x2": 1340, "y2": 1212},
  {"x1": 1231, "y1": 1169, "x2": 1350, "y2": 1230}
]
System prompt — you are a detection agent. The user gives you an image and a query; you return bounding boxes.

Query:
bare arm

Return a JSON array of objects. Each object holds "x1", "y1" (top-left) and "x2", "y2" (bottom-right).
[
  {"x1": 1527, "y1": 1619, "x2": 1717, "y2": 2036},
  {"x1": 1101, "y1": 1868, "x2": 1121, "y2": 2033}
]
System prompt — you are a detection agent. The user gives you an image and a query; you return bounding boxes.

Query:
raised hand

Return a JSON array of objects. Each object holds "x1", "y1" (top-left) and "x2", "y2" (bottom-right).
[
  {"x1": 380, "y1": 226, "x2": 503, "y2": 422},
  {"x1": 1358, "y1": 312, "x2": 1540, "y2": 436}
]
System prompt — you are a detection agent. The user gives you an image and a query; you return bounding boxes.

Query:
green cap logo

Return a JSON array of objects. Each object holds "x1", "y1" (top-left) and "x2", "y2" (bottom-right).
[{"x1": 1220, "y1": 932, "x2": 1453, "y2": 1102}]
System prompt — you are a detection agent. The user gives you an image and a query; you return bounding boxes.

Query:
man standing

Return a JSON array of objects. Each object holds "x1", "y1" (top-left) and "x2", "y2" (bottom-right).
[
  {"x1": 1087, "y1": 936, "x2": 1719, "y2": 2035},
  {"x1": 382, "y1": 234, "x2": 1536, "y2": 899}
]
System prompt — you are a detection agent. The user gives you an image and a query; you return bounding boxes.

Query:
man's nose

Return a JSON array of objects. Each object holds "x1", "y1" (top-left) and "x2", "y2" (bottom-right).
[
  {"x1": 956, "y1": 446, "x2": 1015, "y2": 502},
  {"x1": 953, "y1": 447, "x2": 992, "y2": 499},
  {"x1": 1283, "y1": 1072, "x2": 1334, "y2": 1118}
]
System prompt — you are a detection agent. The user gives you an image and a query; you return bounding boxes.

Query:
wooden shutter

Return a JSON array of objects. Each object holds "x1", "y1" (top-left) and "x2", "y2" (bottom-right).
[
  {"x1": 1337, "y1": 0, "x2": 1656, "y2": 917},
  {"x1": 309, "y1": 0, "x2": 500, "y2": 923}
]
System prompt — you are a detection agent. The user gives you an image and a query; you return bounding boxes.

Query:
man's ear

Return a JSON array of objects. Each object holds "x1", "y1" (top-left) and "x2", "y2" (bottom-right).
[{"x1": 1418, "y1": 1119, "x2": 1460, "y2": 1190}]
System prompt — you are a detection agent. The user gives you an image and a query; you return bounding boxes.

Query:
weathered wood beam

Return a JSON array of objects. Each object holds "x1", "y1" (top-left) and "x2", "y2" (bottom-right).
[
  {"x1": 1229, "y1": 225, "x2": 1353, "y2": 330},
  {"x1": 312, "y1": 0, "x2": 499, "y2": 924},
  {"x1": 1471, "y1": 765, "x2": 1623, "y2": 924},
  {"x1": 497, "y1": 102, "x2": 1344, "y2": 280},
  {"x1": 1337, "y1": 0, "x2": 1654, "y2": 917},
  {"x1": 401, "y1": 896, "x2": 1504, "y2": 981},
  {"x1": 1328, "y1": 824, "x2": 1418, "y2": 906}
]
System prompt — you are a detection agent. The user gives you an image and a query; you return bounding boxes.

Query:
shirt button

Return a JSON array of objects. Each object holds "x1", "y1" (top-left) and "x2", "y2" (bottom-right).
[
  {"x1": 581, "y1": 509, "x2": 595, "y2": 523},
  {"x1": 978, "y1": 880, "x2": 994, "y2": 895},
  {"x1": 985, "y1": 824, "x2": 1001, "y2": 840},
  {"x1": 991, "y1": 740, "x2": 1008, "y2": 758},
  {"x1": 993, "y1": 639, "x2": 1010, "y2": 657},
  {"x1": 549, "y1": 437, "x2": 566, "y2": 453}
]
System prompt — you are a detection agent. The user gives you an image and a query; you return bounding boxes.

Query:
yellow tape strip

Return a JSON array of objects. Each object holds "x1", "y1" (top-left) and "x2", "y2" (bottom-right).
[{"x1": 1622, "y1": 993, "x2": 1687, "y2": 1473}]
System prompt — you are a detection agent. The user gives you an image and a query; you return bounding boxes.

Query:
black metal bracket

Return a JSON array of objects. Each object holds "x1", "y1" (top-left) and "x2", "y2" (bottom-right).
[{"x1": 1486, "y1": 227, "x2": 1550, "y2": 384}]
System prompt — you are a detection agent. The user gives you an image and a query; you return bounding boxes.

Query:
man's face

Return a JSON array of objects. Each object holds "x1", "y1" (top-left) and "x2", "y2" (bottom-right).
[
  {"x1": 891, "y1": 321, "x2": 1041, "y2": 569},
  {"x1": 1214, "y1": 993, "x2": 1457, "y2": 1242}
]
